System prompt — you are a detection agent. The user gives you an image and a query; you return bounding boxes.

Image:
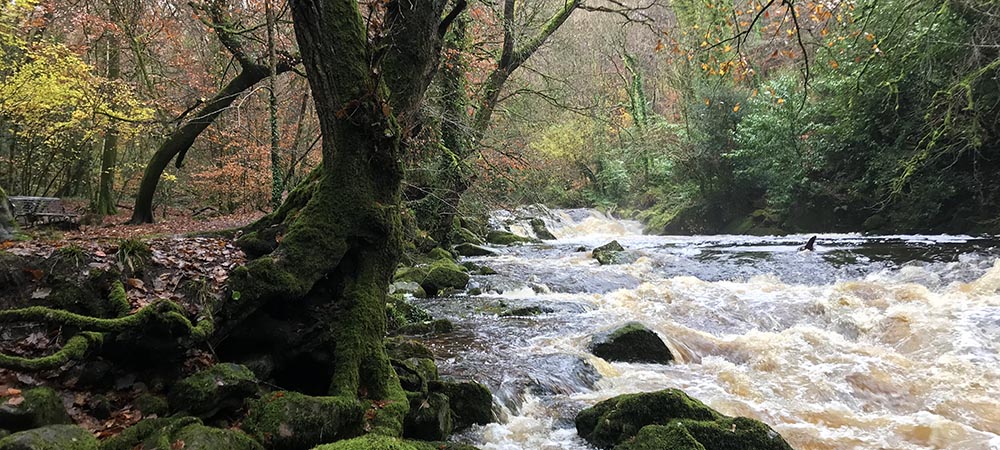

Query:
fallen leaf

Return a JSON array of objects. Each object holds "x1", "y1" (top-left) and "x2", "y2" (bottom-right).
[{"x1": 6, "y1": 396, "x2": 25, "y2": 406}]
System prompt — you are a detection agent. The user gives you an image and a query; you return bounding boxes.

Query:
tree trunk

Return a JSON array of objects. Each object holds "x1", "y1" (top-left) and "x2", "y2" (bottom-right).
[
  {"x1": 265, "y1": 0, "x2": 283, "y2": 210},
  {"x1": 0, "y1": 186, "x2": 14, "y2": 241},
  {"x1": 218, "y1": 0, "x2": 455, "y2": 437},
  {"x1": 96, "y1": 34, "x2": 122, "y2": 216},
  {"x1": 129, "y1": 65, "x2": 269, "y2": 224}
]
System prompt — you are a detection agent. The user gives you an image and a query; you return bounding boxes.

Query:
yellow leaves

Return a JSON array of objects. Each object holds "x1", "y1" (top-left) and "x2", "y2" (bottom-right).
[
  {"x1": 776, "y1": 98, "x2": 786, "y2": 104},
  {"x1": 820, "y1": 28, "x2": 829, "y2": 37},
  {"x1": 865, "y1": 32, "x2": 875, "y2": 41},
  {"x1": 828, "y1": 59, "x2": 839, "y2": 69},
  {"x1": 655, "y1": 40, "x2": 665, "y2": 52},
  {"x1": 723, "y1": 44, "x2": 732, "y2": 53},
  {"x1": 704, "y1": 98, "x2": 711, "y2": 106},
  {"x1": 732, "y1": 103, "x2": 741, "y2": 113}
]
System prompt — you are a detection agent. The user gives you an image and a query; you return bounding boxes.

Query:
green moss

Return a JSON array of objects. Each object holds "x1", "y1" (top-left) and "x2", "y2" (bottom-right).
[
  {"x1": 0, "y1": 387, "x2": 71, "y2": 432},
  {"x1": 394, "y1": 259, "x2": 469, "y2": 297},
  {"x1": 171, "y1": 423, "x2": 264, "y2": 450},
  {"x1": 575, "y1": 389, "x2": 791, "y2": 450},
  {"x1": 485, "y1": 230, "x2": 538, "y2": 246},
  {"x1": 453, "y1": 243, "x2": 496, "y2": 257},
  {"x1": 168, "y1": 363, "x2": 258, "y2": 418},
  {"x1": 454, "y1": 227, "x2": 484, "y2": 245},
  {"x1": 312, "y1": 435, "x2": 480, "y2": 450},
  {"x1": 429, "y1": 381, "x2": 494, "y2": 431},
  {"x1": 0, "y1": 425, "x2": 98, "y2": 450},
  {"x1": 403, "y1": 392, "x2": 451, "y2": 441},
  {"x1": 592, "y1": 241, "x2": 625, "y2": 265},
  {"x1": 386, "y1": 338, "x2": 434, "y2": 360},
  {"x1": 134, "y1": 394, "x2": 169, "y2": 417},
  {"x1": 241, "y1": 392, "x2": 365, "y2": 450},
  {"x1": 100, "y1": 417, "x2": 262, "y2": 450},
  {"x1": 107, "y1": 281, "x2": 129, "y2": 318},
  {"x1": 392, "y1": 357, "x2": 438, "y2": 394},
  {"x1": 0, "y1": 332, "x2": 103, "y2": 371},
  {"x1": 529, "y1": 218, "x2": 556, "y2": 240},
  {"x1": 426, "y1": 247, "x2": 454, "y2": 261},
  {"x1": 614, "y1": 423, "x2": 705, "y2": 450}
]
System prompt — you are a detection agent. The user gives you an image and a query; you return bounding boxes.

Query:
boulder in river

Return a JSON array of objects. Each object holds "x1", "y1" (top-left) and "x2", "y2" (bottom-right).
[
  {"x1": 453, "y1": 243, "x2": 497, "y2": 257},
  {"x1": 589, "y1": 323, "x2": 673, "y2": 364},
  {"x1": 592, "y1": 240, "x2": 625, "y2": 265},
  {"x1": 575, "y1": 389, "x2": 792, "y2": 450},
  {"x1": 0, "y1": 424, "x2": 98, "y2": 450},
  {"x1": 529, "y1": 218, "x2": 557, "y2": 240},
  {"x1": 242, "y1": 391, "x2": 364, "y2": 450},
  {"x1": 485, "y1": 230, "x2": 539, "y2": 246},
  {"x1": 430, "y1": 380, "x2": 495, "y2": 432},
  {"x1": 395, "y1": 258, "x2": 470, "y2": 297}
]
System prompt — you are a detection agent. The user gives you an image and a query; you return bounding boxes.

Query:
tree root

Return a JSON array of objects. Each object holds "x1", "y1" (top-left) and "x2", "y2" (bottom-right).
[{"x1": 0, "y1": 286, "x2": 213, "y2": 370}]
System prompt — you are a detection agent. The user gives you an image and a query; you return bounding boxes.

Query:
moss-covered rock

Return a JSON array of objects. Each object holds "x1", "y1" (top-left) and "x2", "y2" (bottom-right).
[
  {"x1": 386, "y1": 296, "x2": 434, "y2": 331},
  {"x1": 101, "y1": 417, "x2": 262, "y2": 450},
  {"x1": 241, "y1": 392, "x2": 364, "y2": 450},
  {"x1": 168, "y1": 363, "x2": 259, "y2": 419},
  {"x1": 430, "y1": 381, "x2": 494, "y2": 431},
  {"x1": 529, "y1": 218, "x2": 557, "y2": 240},
  {"x1": 500, "y1": 306, "x2": 553, "y2": 317},
  {"x1": 385, "y1": 338, "x2": 435, "y2": 360},
  {"x1": 426, "y1": 247, "x2": 455, "y2": 261},
  {"x1": 403, "y1": 392, "x2": 452, "y2": 441},
  {"x1": 453, "y1": 243, "x2": 497, "y2": 257},
  {"x1": 454, "y1": 227, "x2": 484, "y2": 246},
  {"x1": 0, "y1": 388, "x2": 71, "y2": 432},
  {"x1": 134, "y1": 394, "x2": 169, "y2": 418},
  {"x1": 170, "y1": 423, "x2": 264, "y2": 450},
  {"x1": 575, "y1": 389, "x2": 792, "y2": 450},
  {"x1": 311, "y1": 435, "x2": 480, "y2": 450},
  {"x1": 592, "y1": 241, "x2": 625, "y2": 265},
  {"x1": 392, "y1": 357, "x2": 439, "y2": 394},
  {"x1": 394, "y1": 259, "x2": 470, "y2": 297},
  {"x1": 589, "y1": 323, "x2": 673, "y2": 364},
  {"x1": 0, "y1": 424, "x2": 97, "y2": 450},
  {"x1": 485, "y1": 231, "x2": 538, "y2": 246}
]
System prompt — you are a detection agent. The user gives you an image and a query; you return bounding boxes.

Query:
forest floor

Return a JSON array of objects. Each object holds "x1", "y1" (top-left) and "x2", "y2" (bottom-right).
[{"x1": 0, "y1": 208, "x2": 262, "y2": 438}]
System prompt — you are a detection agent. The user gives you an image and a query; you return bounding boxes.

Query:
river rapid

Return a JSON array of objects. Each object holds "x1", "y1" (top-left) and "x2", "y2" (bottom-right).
[{"x1": 412, "y1": 209, "x2": 1000, "y2": 450}]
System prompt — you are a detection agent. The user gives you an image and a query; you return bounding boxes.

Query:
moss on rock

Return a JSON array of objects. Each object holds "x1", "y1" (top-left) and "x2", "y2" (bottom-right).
[
  {"x1": 429, "y1": 381, "x2": 494, "y2": 431},
  {"x1": 485, "y1": 230, "x2": 538, "y2": 246},
  {"x1": 171, "y1": 423, "x2": 264, "y2": 450},
  {"x1": 101, "y1": 417, "x2": 262, "y2": 450},
  {"x1": 403, "y1": 392, "x2": 452, "y2": 441},
  {"x1": 454, "y1": 227, "x2": 484, "y2": 246},
  {"x1": 134, "y1": 394, "x2": 169, "y2": 418},
  {"x1": 452, "y1": 244, "x2": 496, "y2": 257},
  {"x1": 394, "y1": 259, "x2": 469, "y2": 297},
  {"x1": 529, "y1": 218, "x2": 556, "y2": 240},
  {"x1": 575, "y1": 389, "x2": 792, "y2": 450},
  {"x1": 241, "y1": 392, "x2": 364, "y2": 450},
  {"x1": 0, "y1": 424, "x2": 98, "y2": 450},
  {"x1": 168, "y1": 363, "x2": 259, "y2": 419},
  {"x1": 592, "y1": 241, "x2": 625, "y2": 265},
  {"x1": 0, "y1": 388, "x2": 71, "y2": 432},
  {"x1": 311, "y1": 435, "x2": 479, "y2": 450}
]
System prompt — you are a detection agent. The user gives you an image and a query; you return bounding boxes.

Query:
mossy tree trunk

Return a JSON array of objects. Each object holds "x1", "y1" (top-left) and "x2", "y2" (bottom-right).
[
  {"x1": 220, "y1": 0, "x2": 461, "y2": 436},
  {"x1": 0, "y1": 186, "x2": 15, "y2": 241},
  {"x1": 96, "y1": 33, "x2": 121, "y2": 216}
]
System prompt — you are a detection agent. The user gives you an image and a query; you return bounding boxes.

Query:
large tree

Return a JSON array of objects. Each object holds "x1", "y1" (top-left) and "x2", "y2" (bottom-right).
[{"x1": 216, "y1": 0, "x2": 466, "y2": 435}]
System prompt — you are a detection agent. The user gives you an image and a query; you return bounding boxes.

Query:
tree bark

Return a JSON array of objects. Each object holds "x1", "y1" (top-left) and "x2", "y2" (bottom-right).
[
  {"x1": 96, "y1": 34, "x2": 122, "y2": 216},
  {"x1": 0, "y1": 186, "x2": 14, "y2": 241},
  {"x1": 219, "y1": 0, "x2": 457, "y2": 437}
]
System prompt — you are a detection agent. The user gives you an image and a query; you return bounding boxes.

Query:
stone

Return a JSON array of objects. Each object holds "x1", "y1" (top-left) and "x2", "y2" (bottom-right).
[
  {"x1": 101, "y1": 417, "x2": 262, "y2": 450},
  {"x1": 395, "y1": 259, "x2": 470, "y2": 297},
  {"x1": 575, "y1": 389, "x2": 792, "y2": 450},
  {"x1": 500, "y1": 306, "x2": 554, "y2": 317},
  {"x1": 403, "y1": 392, "x2": 452, "y2": 441},
  {"x1": 529, "y1": 218, "x2": 557, "y2": 240},
  {"x1": 242, "y1": 392, "x2": 364, "y2": 450},
  {"x1": 589, "y1": 323, "x2": 673, "y2": 364},
  {"x1": 0, "y1": 425, "x2": 98, "y2": 450},
  {"x1": 592, "y1": 240, "x2": 625, "y2": 265},
  {"x1": 168, "y1": 363, "x2": 259, "y2": 419},
  {"x1": 453, "y1": 243, "x2": 497, "y2": 257},
  {"x1": 485, "y1": 230, "x2": 538, "y2": 246},
  {"x1": 0, "y1": 388, "x2": 70, "y2": 432},
  {"x1": 430, "y1": 381, "x2": 494, "y2": 431},
  {"x1": 312, "y1": 435, "x2": 480, "y2": 450}
]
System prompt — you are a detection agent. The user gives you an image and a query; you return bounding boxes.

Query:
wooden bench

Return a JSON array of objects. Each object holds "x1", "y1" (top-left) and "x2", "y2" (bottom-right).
[{"x1": 8, "y1": 196, "x2": 79, "y2": 227}]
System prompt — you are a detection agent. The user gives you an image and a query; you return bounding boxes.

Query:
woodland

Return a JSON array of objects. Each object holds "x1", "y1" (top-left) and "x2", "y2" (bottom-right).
[{"x1": 0, "y1": 0, "x2": 998, "y2": 448}]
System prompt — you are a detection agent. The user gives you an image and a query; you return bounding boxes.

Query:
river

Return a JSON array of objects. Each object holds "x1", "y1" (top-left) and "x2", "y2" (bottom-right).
[{"x1": 412, "y1": 208, "x2": 1000, "y2": 450}]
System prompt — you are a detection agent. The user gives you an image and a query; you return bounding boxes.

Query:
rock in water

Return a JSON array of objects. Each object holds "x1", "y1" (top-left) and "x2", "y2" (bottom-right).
[
  {"x1": 798, "y1": 235, "x2": 816, "y2": 252},
  {"x1": 485, "y1": 230, "x2": 538, "y2": 246},
  {"x1": 575, "y1": 389, "x2": 793, "y2": 450},
  {"x1": 453, "y1": 243, "x2": 497, "y2": 257},
  {"x1": 529, "y1": 218, "x2": 557, "y2": 240},
  {"x1": 592, "y1": 241, "x2": 625, "y2": 265},
  {"x1": 589, "y1": 323, "x2": 673, "y2": 364}
]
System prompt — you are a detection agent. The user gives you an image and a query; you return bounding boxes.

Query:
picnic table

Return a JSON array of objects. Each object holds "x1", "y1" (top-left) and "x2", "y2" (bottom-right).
[{"x1": 8, "y1": 196, "x2": 79, "y2": 226}]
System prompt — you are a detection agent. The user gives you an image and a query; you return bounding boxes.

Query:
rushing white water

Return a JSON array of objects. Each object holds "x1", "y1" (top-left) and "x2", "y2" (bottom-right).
[{"x1": 416, "y1": 208, "x2": 1000, "y2": 450}]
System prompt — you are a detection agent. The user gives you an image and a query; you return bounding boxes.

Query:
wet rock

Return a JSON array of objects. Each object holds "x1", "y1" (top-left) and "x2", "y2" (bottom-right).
[
  {"x1": 168, "y1": 363, "x2": 259, "y2": 419},
  {"x1": 500, "y1": 306, "x2": 554, "y2": 317},
  {"x1": 575, "y1": 389, "x2": 792, "y2": 450},
  {"x1": 242, "y1": 392, "x2": 364, "y2": 450},
  {"x1": 453, "y1": 243, "x2": 497, "y2": 257},
  {"x1": 395, "y1": 259, "x2": 470, "y2": 297},
  {"x1": 430, "y1": 380, "x2": 494, "y2": 431},
  {"x1": 393, "y1": 357, "x2": 439, "y2": 394},
  {"x1": 386, "y1": 296, "x2": 434, "y2": 331},
  {"x1": 589, "y1": 323, "x2": 673, "y2": 364},
  {"x1": 0, "y1": 424, "x2": 97, "y2": 450},
  {"x1": 454, "y1": 227, "x2": 485, "y2": 246},
  {"x1": 403, "y1": 391, "x2": 452, "y2": 440},
  {"x1": 529, "y1": 218, "x2": 557, "y2": 240},
  {"x1": 386, "y1": 338, "x2": 435, "y2": 360},
  {"x1": 485, "y1": 230, "x2": 538, "y2": 246},
  {"x1": 389, "y1": 281, "x2": 423, "y2": 296},
  {"x1": 0, "y1": 388, "x2": 70, "y2": 432},
  {"x1": 312, "y1": 435, "x2": 480, "y2": 450},
  {"x1": 575, "y1": 246, "x2": 588, "y2": 252},
  {"x1": 592, "y1": 240, "x2": 625, "y2": 265},
  {"x1": 169, "y1": 423, "x2": 264, "y2": 450}
]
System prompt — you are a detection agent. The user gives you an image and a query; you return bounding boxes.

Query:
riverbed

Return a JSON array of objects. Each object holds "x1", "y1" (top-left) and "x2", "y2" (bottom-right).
[{"x1": 413, "y1": 209, "x2": 1000, "y2": 450}]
